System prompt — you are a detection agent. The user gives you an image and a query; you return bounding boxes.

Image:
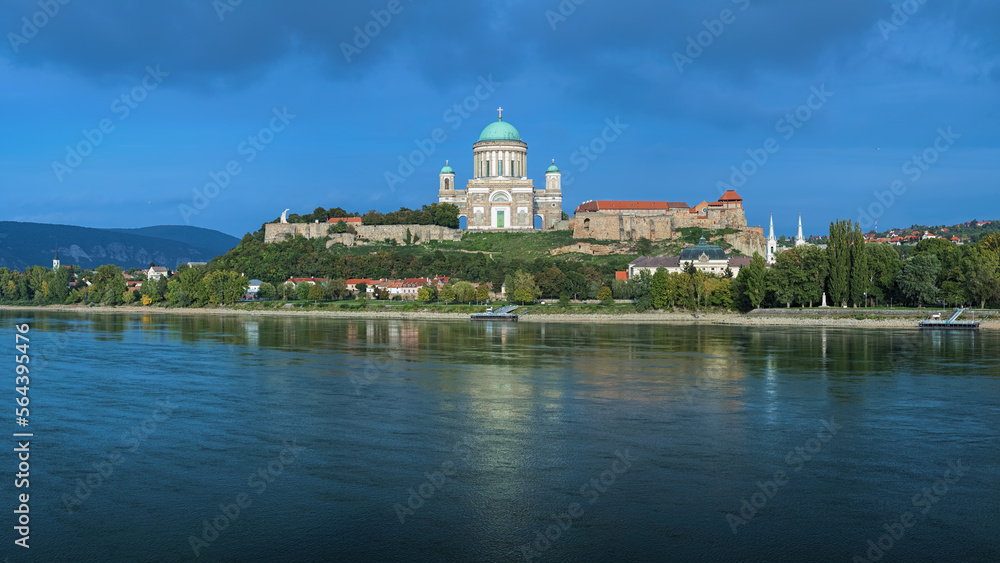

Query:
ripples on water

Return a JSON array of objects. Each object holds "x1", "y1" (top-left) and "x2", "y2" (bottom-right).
[{"x1": 3, "y1": 311, "x2": 998, "y2": 562}]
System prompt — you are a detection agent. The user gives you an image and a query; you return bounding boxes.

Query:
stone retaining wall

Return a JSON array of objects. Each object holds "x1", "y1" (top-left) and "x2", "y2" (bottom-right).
[{"x1": 264, "y1": 223, "x2": 463, "y2": 245}]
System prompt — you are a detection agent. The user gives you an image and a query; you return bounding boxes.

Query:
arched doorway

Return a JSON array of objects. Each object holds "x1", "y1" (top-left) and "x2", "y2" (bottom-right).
[
  {"x1": 534, "y1": 215, "x2": 543, "y2": 230},
  {"x1": 459, "y1": 215, "x2": 467, "y2": 230}
]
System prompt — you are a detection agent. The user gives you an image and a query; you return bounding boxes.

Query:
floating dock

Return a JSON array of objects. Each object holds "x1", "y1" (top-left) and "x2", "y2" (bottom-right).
[
  {"x1": 471, "y1": 305, "x2": 519, "y2": 322},
  {"x1": 918, "y1": 308, "x2": 987, "y2": 330}
]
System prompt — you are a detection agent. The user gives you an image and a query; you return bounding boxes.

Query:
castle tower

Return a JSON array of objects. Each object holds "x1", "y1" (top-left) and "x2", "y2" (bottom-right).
[
  {"x1": 537, "y1": 159, "x2": 563, "y2": 229},
  {"x1": 438, "y1": 160, "x2": 457, "y2": 205},
  {"x1": 53, "y1": 245, "x2": 60, "y2": 271},
  {"x1": 795, "y1": 214, "x2": 806, "y2": 247},
  {"x1": 766, "y1": 213, "x2": 777, "y2": 264}
]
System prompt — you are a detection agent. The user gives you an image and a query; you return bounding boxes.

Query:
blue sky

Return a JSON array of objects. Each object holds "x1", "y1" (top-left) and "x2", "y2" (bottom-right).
[{"x1": 2, "y1": 0, "x2": 998, "y2": 238}]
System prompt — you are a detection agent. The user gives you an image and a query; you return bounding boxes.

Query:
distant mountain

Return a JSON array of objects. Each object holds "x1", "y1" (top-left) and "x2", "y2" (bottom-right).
[{"x1": 0, "y1": 222, "x2": 240, "y2": 271}]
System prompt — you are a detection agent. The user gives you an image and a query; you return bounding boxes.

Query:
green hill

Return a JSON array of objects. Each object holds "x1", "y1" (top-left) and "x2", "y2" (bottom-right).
[{"x1": 0, "y1": 221, "x2": 239, "y2": 271}]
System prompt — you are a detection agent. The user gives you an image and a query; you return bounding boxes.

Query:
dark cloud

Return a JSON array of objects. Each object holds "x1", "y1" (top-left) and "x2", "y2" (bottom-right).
[{"x1": 3, "y1": 0, "x2": 997, "y2": 115}]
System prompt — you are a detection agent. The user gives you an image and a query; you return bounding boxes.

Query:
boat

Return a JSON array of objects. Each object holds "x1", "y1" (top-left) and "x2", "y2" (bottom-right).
[
  {"x1": 471, "y1": 305, "x2": 519, "y2": 322},
  {"x1": 918, "y1": 308, "x2": 987, "y2": 330}
]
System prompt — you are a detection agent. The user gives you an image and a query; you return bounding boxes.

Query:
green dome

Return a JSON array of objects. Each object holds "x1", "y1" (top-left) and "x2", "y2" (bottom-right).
[
  {"x1": 546, "y1": 161, "x2": 561, "y2": 173},
  {"x1": 478, "y1": 119, "x2": 522, "y2": 142},
  {"x1": 440, "y1": 163, "x2": 454, "y2": 174}
]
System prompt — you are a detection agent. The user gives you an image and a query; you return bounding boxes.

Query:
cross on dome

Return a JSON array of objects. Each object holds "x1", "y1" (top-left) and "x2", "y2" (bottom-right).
[{"x1": 497, "y1": 107, "x2": 503, "y2": 120}]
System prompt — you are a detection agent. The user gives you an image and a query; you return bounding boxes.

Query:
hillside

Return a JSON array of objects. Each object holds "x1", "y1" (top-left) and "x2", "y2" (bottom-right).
[{"x1": 0, "y1": 221, "x2": 239, "y2": 270}]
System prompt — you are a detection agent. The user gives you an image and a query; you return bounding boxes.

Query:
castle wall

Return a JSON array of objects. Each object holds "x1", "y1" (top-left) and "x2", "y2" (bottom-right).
[
  {"x1": 571, "y1": 213, "x2": 674, "y2": 241},
  {"x1": 264, "y1": 223, "x2": 462, "y2": 245}
]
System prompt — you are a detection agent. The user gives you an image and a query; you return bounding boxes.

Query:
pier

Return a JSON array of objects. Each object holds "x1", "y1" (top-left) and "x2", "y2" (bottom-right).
[
  {"x1": 471, "y1": 305, "x2": 519, "y2": 322},
  {"x1": 918, "y1": 308, "x2": 988, "y2": 330}
]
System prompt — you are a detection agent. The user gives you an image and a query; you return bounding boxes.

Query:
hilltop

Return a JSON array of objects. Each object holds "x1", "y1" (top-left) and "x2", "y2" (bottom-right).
[{"x1": 0, "y1": 222, "x2": 239, "y2": 270}]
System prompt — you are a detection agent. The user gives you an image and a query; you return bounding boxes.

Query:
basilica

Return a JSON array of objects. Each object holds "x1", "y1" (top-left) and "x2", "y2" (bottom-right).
[{"x1": 438, "y1": 109, "x2": 563, "y2": 230}]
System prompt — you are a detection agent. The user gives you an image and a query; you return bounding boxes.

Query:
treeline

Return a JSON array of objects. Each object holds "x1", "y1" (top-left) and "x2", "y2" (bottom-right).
[
  {"x1": 280, "y1": 204, "x2": 461, "y2": 229},
  {"x1": 734, "y1": 221, "x2": 1000, "y2": 310},
  {"x1": 213, "y1": 233, "x2": 630, "y2": 297},
  {"x1": 0, "y1": 264, "x2": 248, "y2": 307},
  {"x1": 361, "y1": 203, "x2": 460, "y2": 228}
]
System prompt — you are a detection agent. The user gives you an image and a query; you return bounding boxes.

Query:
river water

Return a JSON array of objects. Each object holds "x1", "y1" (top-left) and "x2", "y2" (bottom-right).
[{"x1": 3, "y1": 311, "x2": 998, "y2": 562}]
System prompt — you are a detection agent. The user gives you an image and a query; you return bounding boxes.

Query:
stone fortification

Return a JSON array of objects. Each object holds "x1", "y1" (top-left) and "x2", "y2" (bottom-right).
[{"x1": 264, "y1": 223, "x2": 462, "y2": 246}]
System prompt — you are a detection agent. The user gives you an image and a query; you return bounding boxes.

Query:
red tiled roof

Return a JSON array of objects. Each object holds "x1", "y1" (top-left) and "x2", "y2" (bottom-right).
[
  {"x1": 615, "y1": 271, "x2": 628, "y2": 281},
  {"x1": 719, "y1": 190, "x2": 743, "y2": 201},
  {"x1": 328, "y1": 217, "x2": 363, "y2": 224},
  {"x1": 576, "y1": 200, "x2": 689, "y2": 212},
  {"x1": 288, "y1": 277, "x2": 327, "y2": 283}
]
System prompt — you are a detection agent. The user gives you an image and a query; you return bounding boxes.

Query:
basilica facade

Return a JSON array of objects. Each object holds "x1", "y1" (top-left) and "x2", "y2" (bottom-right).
[{"x1": 438, "y1": 109, "x2": 563, "y2": 230}]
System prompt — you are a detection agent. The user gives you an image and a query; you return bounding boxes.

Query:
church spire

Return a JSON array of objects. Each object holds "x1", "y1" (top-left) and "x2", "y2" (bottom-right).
[
  {"x1": 795, "y1": 214, "x2": 806, "y2": 246},
  {"x1": 53, "y1": 245, "x2": 60, "y2": 271},
  {"x1": 766, "y1": 213, "x2": 777, "y2": 265}
]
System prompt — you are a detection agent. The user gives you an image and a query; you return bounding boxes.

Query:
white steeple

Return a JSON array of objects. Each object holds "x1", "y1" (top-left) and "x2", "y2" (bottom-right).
[
  {"x1": 795, "y1": 214, "x2": 806, "y2": 246},
  {"x1": 766, "y1": 213, "x2": 777, "y2": 264},
  {"x1": 53, "y1": 245, "x2": 60, "y2": 271}
]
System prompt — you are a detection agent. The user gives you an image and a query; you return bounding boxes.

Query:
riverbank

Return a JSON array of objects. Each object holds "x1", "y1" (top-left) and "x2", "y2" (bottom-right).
[{"x1": 3, "y1": 304, "x2": 995, "y2": 329}]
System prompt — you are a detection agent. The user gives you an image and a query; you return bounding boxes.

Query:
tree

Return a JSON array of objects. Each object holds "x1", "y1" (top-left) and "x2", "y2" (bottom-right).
[
  {"x1": 258, "y1": 281, "x2": 276, "y2": 299},
  {"x1": 535, "y1": 266, "x2": 567, "y2": 298},
  {"x1": 355, "y1": 282, "x2": 368, "y2": 299},
  {"x1": 650, "y1": 269, "x2": 672, "y2": 310},
  {"x1": 962, "y1": 245, "x2": 1000, "y2": 307},
  {"x1": 597, "y1": 285, "x2": 613, "y2": 305},
  {"x1": 507, "y1": 270, "x2": 540, "y2": 304},
  {"x1": 201, "y1": 271, "x2": 249, "y2": 305},
  {"x1": 308, "y1": 283, "x2": 325, "y2": 300},
  {"x1": 799, "y1": 245, "x2": 829, "y2": 307},
  {"x1": 849, "y1": 223, "x2": 870, "y2": 306},
  {"x1": 827, "y1": 220, "x2": 850, "y2": 307},
  {"x1": 417, "y1": 286, "x2": 434, "y2": 301},
  {"x1": 737, "y1": 253, "x2": 767, "y2": 310},
  {"x1": 141, "y1": 279, "x2": 162, "y2": 303},
  {"x1": 439, "y1": 283, "x2": 456, "y2": 303},
  {"x1": 564, "y1": 272, "x2": 587, "y2": 300},
  {"x1": 453, "y1": 281, "x2": 476, "y2": 303},
  {"x1": 295, "y1": 282, "x2": 311, "y2": 300},
  {"x1": 325, "y1": 279, "x2": 347, "y2": 300},
  {"x1": 475, "y1": 283, "x2": 490, "y2": 302},
  {"x1": 897, "y1": 254, "x2": 941, "y2": 307}
]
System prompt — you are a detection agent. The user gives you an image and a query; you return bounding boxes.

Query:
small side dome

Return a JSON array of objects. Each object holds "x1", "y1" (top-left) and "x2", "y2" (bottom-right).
[
  {"x1": 546, "y1": 159, "x2": 561, "y2": 173},
  {"x1": 440, "y1": 161, "x2": 454, "y2": 175}
]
